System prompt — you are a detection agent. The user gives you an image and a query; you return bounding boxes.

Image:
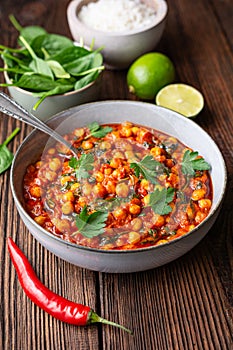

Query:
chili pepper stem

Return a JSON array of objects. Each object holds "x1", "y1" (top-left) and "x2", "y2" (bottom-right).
[{"x1": 89, "y1": 310, "x2": 133, "y2": 335}]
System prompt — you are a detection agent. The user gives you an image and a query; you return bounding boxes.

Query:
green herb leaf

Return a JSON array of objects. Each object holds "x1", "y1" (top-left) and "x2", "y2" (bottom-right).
[
  {"x1": 75, "y1": 205, "x2": 108, "y2": 238},
  {"x1": 130, "y1": 155, "x2": 168, "y2": 184},
  {"x1": 0, "y1": 128, "x2": 20, "y2": 174},
  {"x1": 69, "y1": 153, "x2": 94, "y2": 181},
  {"x1": 87, "y1": 122, "x2": 112, "y2": 139},
  {"x1": 181, "y1": 150, "x2": 211, "y2": 176},
  {"x1": 149, "y1": 187, "x2": 175, "y2": 215}
]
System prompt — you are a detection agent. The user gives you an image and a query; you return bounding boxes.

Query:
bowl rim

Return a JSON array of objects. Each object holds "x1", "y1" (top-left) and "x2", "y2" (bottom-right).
[
  {"x1": 10, "y1": 100, "x2": 228, "y2": 255},
  {"x1": 67, "y1": 0, "x2": 168, "y2": 37}
]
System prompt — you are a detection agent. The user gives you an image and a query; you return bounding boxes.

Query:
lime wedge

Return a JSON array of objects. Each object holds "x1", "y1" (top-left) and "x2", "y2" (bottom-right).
[{"x1": 155, "y1": 83, "x2": 204, "y2": 118}]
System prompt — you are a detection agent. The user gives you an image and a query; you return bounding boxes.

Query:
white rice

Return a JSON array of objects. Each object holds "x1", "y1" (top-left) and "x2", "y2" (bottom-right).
[{"x1": 78, "y1": 0, "x2": 158, "y2": 33}]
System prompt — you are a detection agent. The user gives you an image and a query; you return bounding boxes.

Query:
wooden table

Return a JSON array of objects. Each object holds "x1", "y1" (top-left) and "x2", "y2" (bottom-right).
[{"x1": 0, "y1": 1, "x2": 232, "y2": 349}]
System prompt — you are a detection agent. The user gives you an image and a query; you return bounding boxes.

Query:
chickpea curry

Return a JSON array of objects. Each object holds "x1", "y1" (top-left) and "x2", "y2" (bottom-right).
[{"x1": 23, "y1": 121, "x2": 212, "y2": 250}]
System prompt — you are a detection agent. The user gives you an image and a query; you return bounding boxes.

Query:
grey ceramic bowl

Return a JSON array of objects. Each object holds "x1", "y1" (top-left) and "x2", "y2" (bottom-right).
[
  {"x1": 4, "y1": 69, "x2": 102, "y2": 122},
  {"x1": 10, "y1": 101, "x2": 227, "y2": 273},
  {"x1": 67, "y1": 0, "x2": 168, "y2": 69}
]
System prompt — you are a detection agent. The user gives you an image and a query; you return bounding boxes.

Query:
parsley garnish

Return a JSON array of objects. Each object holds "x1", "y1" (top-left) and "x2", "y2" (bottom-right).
[
  {"x1": 130, "y1": 155, "x2": 168, "y2": 184},
  {"x1": 86, "y1": 121, "x2": 112, "y2": 139},
  {"x1": 149, "y1": 187, "x2": 175, "y2": 215},
  {"x1": 75, "y1": 205, "x2": 108, "y2": 238},
  {"x1": 69, "y1": 153, "x2": 94, "y2": 180},
  {"x1": 181, "y1": 150, "x2": 211, "y2": 176}
]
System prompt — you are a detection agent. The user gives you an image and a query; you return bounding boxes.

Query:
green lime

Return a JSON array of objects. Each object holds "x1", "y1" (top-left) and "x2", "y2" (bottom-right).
[
  {"x1": 155, "y1": 83, "x2": 204, "y2": 118},
  {"x1": 127, "y1": 52, "x2": 175, "y2": 100}
]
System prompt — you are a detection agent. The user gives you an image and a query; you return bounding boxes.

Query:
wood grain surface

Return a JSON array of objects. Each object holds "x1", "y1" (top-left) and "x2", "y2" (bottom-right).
[{"x1": 0, "y1": 1, "x2": 232, "y2": 349}]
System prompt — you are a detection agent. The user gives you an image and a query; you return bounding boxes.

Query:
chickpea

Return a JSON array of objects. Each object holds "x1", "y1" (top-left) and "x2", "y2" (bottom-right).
[
  {"x1": 121, "y1": 128, "x2": 132, "y2": 137},
  {"x1": 81, "y1": 140, "x2": 94, "y2": 150},
  {"x1": 129, "y1": 204, "x2": 141, "y2": 215},
  {"x1": 113, "y1": 151, "x2": 125, "y2": 159},
  {"x1": 115, "y1": 182, "x2": 130, "y2": 198},
  {"x1": 125, "y1": 151, "x2": 135, "y2": 161},
  {"x1": 78, "y1": 196, "x2": 87, "y2": 207},
  {"x1": 93, "y1": 183, "x2": 107, "y2": 198},
  {"x1": 63, "y1": 191, "x2": 75, "y2": 202},
  {"x1": 191, "y1": 188, "x2": 206, "y2": 201},
  {"x1": 110, "y1": 158, "x2": 122, "y2": 169},
  {"x1": 47, "y1": 148, "x2": 56, "y2": 155},
  {"x1": 198, "y1": 199, "x2": 212, "y2": 210},
  {"x1": 104, "y1": 167, "x2": 112, "y2": 175},
  {"x1": 49, "y1": 158, "x2": 61, "y2": 172},
  {"x1": 127, "y1": 231, "x2": 141, "y2": 244},
  {"x1": 70, "y1": 183, "x2": 80, "y2": 195},
  {"x1": 35, "y1": 161, "x2": 42, "y2": 169},
  {"x1": 132, "y1": 126, "x2": 139, "y2": 135},
  {"x1": 73, "y1": 128, "x2": 84, "y2": 138},
  {"x1": 34, "y1": 215, "x2": 46, "y2": 226},
  {"x1": 111, "y1": 169, "x2": 120, "y2": 179},
  {"x1": 122, "y1": 142, "x2": 133, "y2": 151},
  {"x1": 113, "y1": 208, "x2": 127, "y2": 221},
  {"x1": 141, "y1": 179, "x2": 150, "y2": 190},
  {"x1": 154, "y1": 215, "x2": 165, "y2": 228},
  {"x1": 188, "y1": 224, "x2": 195, "y2": 232},
  {"x1": 105, "y1": 181, "x2": 116, "y2": 194},
  {"x1": 156, "y1": 239, "x2": 168, "y2": 246},
  {"x1": 81, "y1": 183, "x2": 92, "y2": 196},
  {"x1": 45, "y1": 171, "x2": 57, "y2": 182},
  {"x1": 186, "y1": 205, "x2": 195, "y2": 220},
  {"x1": 131, "y1": 217, "x2": 143, "y2": 231},
  {"x1": 99, "y1": 141, "x2": 111, "y2": 150},
  {"x1": 142, "y1": 194, "x2": 150, "y2": 206},
  {"x1": 150, "y1": 147, "x2": 163, "y2": 157},
  {"x1": 53, "y1": 219, "x2": 70, "y2": 232},
  {"x1": 95, "y1": 171, "x2": 104, "y2": 182},
  {"x1": 122, "y1": 121, "x2": 133, "y2": 128},
  {"x1": 29, "y1": 185, "x2": 41, "y2": 198},
  {"x1": 62, "y1": 201, "x2": 74, "y2": 215},
  {"x1": 195, "y1": 211, "x2": 207, "y2": 224},
  {"x1": 176, "y1": 228, "x2": 188, "y2": 236}
]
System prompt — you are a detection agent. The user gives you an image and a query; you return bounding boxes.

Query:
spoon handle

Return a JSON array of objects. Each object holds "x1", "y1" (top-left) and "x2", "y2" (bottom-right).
[{"x1": 0, "y1": 91, "x2": 76, "y2": 154}]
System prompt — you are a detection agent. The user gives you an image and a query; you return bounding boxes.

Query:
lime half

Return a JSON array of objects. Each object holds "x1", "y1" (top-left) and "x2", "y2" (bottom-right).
[{"x1": 155, "y1": 83, "x2": 204, "y2": 118}]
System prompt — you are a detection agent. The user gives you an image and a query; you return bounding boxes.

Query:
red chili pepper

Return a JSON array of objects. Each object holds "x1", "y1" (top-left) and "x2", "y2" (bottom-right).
[{"x1": 7, "y1": 237, "x2": 132, "y2": 334}]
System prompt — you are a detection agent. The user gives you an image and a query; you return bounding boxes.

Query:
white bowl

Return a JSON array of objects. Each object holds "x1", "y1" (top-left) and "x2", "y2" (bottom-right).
[
  {"x1": 10, "y1": 101, "x2": 227, "y2": 273},
  {"x1": 4, "y1": 69, "x2": 102, "y2": 122},
  {"x1": 67, "y1": 0, "x2": 168, "y2": 69}
]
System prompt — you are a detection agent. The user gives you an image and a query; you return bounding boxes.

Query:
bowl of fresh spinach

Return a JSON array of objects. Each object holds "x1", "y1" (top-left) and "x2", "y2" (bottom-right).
[{"x1": 0, "y1": 16, "x2": 104, "y2": 121}]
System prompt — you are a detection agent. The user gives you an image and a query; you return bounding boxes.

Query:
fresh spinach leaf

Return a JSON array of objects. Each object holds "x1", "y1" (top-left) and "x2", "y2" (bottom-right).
[
  {"x1": 49, "y1": 46, "x2": 90, "y2": 65},
  {"x1": 74, "y1": 70, "x2": 99, "y2": 90},
  {"x1": 19, "y1": 35, "x2": 54, "y2": 79},
  {"x1": 31, "y1": 34, "x2": 73, "y2": 57},
  {"x1": 0, "y1": 128, "x2": 20, "y2": 174},
  {"x1": 0, "y1": 16, "x2": 104, "y2": 109},
  {"x1": 47, "y1": 60, "x2": 70, "y2": 79},
  {"x1": 9, "y1": 14, "x2": 47, "y2": 45}
]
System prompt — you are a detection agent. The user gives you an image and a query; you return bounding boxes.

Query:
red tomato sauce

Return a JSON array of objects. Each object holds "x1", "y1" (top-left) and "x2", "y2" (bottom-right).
[{"x1": 23, "y1": 122, "x2": 212, "y2": 250}]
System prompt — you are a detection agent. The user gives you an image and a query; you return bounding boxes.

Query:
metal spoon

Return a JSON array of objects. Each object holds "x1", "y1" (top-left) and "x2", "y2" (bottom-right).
[{"x1": 0, "y1": 91, "x2": 77, "y2": 156}]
